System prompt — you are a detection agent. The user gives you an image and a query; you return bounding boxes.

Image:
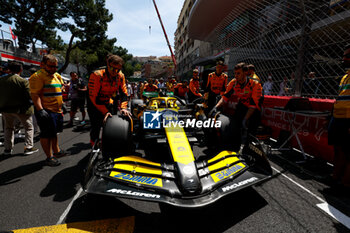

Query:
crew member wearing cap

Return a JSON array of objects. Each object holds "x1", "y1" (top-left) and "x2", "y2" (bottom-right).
[
  {"x1": 204, "y1": 60, "x2": 228, "y2": 112},
  {"x1": 87, "y1": 54, "x2": 130, "y2": 146},
  {"x1": 188, "y1": 69, "x2": 202, "y2": 103}
]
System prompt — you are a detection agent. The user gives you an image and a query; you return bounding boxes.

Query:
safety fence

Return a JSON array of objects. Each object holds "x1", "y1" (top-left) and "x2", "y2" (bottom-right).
[{"x1": 207, "y1": 0, "x2": 350, "y2": 99}]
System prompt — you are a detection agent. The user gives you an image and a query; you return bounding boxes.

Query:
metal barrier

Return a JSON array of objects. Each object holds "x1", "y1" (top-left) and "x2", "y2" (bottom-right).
[{"x1": 204, "y1": 0, "x2": 350, "y2": 99}]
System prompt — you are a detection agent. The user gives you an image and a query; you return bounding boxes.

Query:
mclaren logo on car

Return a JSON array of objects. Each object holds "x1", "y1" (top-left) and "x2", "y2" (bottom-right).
[
  {"x1": 221, "y1": 177, "x2": 258, "y2": 192},
  {"x1": 107, "y1": 189, "x2": 161, "y2": 199}
]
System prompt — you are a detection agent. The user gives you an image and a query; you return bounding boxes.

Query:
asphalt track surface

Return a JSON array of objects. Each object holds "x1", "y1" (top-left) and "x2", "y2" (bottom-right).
[{"x1": 0, "y1": 114, "x2": 350, "y2": 233}]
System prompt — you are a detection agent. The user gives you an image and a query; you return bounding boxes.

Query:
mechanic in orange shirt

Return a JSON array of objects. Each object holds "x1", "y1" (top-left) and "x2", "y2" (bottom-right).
[
  {"x1": 204, "y1": 60, "x2": 228, "y2": 112},
  {"x1": 188, "y1": 69, "x2": 202, "y2": 103},
  {"x1": 87, "y1": 54, "x2": 130, "y2": 146},
  {"x1": 211, "y1": 62, "x2": 262, "y2": 152},
  {"x1": 143, "y1": 79, "x2": 158, "y2": 92},
  {"x1": 174, "y1": 80, "x2": 189, "y2": 100}
]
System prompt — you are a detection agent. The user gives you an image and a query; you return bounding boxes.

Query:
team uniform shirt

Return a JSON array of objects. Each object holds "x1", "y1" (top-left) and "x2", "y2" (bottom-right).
[
  {"x1": 29, "y1": 69, "x2": 64, "y2": 113},
  {"x1": 88, "y1": 69, "x2": 128, "y2": 115},
  {"x1": 189, "y1": 78, "x2": 202, "y2": 97},
  {"x1": 143, "y1": 83, "x2": 158, "y2": 92},
  {"x1": 222, "y1": 77, "x2": 262, "y2": 114},
  {"x1": 206, "y1": 72, "x2": 228, "y2": 95},
  {"x1": 333, "y1": 70, "x2": 350, "y2": 119},
  {"x1": 174, "y1": 83, "x2": 189, "y2": 98}
]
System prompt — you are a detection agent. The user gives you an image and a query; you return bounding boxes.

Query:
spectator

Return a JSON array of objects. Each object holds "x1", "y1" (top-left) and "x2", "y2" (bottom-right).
[
  {"x1": 0, "y1": 62, "x2": 38, "y2": 155},
  {"x1": 327, "y1": 44, "x2": 350, "y2": 192},
  {"x1": 29, "y1": 55, "x2": 68, "y2": 166},
  {"x1": 263, "y1": 75, "x2": 273, "y2": 95},
  {"x1": 303, "y1": 72, "x2": 321, "y2": 96},
  {"x1": 127, "y1": 81, "x2": 133, "y2": 100},
  {"x1": 137, "y1": 80, "x2": 144, "y2": 98},
  {"x1": 158, "y1": 78, "x2": 166, "y2": 89},
  {"x1": 278, "y1": 77, "x2": 288, "y2": 96},
  {"x1": 67, "y1": 71, "x2": 87, "y2": 127}
]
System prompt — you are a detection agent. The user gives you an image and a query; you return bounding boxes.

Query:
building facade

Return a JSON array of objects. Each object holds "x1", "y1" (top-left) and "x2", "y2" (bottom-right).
[{"x1": 175, "y1": 0, "x2": 211, "y2": 80}]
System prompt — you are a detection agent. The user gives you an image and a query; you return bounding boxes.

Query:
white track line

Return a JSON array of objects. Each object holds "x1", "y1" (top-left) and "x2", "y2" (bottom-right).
[
  {"x1": 317, "y1": 203, "x2": 350, "y2": 229},
  {"x1": 56, "y1": 187, "x2": 83, "y2": 225},
  {"x1": 271, "y1": 166, "x2": 350, "y2": 229}
]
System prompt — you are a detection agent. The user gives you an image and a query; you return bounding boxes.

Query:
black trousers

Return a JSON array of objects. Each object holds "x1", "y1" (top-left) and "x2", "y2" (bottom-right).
[
  {"x1": 87, "y1": 97, "x2": 105, "y2": 143},
  {"x1": 230, "y1": 103, "x2": 261, "y2": 152}
]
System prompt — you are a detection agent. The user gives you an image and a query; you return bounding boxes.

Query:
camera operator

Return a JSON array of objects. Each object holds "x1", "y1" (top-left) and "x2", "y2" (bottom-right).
[{"x1": 67, "y1": 72, "x2": 87, "y2": 127}]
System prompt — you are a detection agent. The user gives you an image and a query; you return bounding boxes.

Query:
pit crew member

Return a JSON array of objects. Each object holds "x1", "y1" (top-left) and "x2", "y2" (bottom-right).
[
  {"x1": 188, "y1": 69, "x2": 202, "y2": 102},
  {"x1": 87, "y1": 54, "x2": 130, "y2": 146},
  {"x1": 211, "y1": 62, "x2": 262, "y2": 152},
  {"x1": 204, "y1": 60, "x2": 228, "y2": 113}
]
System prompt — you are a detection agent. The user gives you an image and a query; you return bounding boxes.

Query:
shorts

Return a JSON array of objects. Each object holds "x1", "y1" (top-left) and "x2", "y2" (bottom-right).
[
  {"x1": 35, "y1": 109, "x2": 63, "y2": 138},
  {"x1": 328, "y1": 117, "x2": 350, "y2": 146},
  {"x1": 70, "y1": 98, "x2": 85, "y2": 112}
]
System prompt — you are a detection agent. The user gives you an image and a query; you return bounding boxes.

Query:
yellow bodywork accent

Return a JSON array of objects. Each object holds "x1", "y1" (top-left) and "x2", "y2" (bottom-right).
[
  {"x1": 13, "y1": 217, "x2": 134, "y2": 233},
  {"x1": 109, "y1": 156, "x2": 163, "y2": 187},
  {"x1": 114, "y1": 156, "x2": 161, "y2": 167},
  {"x1": 165, "y1": 126, "x2": 195, "y2": 165},
  {"x1": 208, "y1": 151, "x2": 246, "y2": 183}
]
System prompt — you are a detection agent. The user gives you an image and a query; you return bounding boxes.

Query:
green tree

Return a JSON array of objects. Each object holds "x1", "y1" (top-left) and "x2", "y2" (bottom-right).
[
  {"x1": 58, "y1": 0, "x2": 115, "y2": 73},
  {"x1": 0, "y1": 0, "x2": 66, "y2": 51}
]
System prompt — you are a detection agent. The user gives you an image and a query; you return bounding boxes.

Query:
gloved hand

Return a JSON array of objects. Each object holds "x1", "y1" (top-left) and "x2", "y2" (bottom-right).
[{"x1": 37, "y1": 109, "x2": 50, "y2": 121}]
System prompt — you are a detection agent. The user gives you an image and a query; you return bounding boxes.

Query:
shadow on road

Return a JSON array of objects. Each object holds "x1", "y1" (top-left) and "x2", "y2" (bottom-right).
[
  {"x1": 40, "y1": 154, "x2": 90, "y2": 202},
  {"x1": 0, "y1": 160, "x2": 45, "y2": 186}
]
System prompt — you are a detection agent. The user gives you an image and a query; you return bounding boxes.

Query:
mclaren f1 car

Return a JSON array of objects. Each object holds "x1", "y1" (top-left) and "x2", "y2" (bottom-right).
[{"x1": 83, "y1": 94, "x2": 273, "y2": 207}]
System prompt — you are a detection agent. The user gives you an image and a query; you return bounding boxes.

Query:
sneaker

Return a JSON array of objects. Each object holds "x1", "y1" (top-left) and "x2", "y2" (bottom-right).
[
  {"x1": 3, "y1": 149, "x2": 12, "y2": 155},
  {"x1": 80, "y1": 120, "x2": 86, "y2": 125},
  {"x1": 45, "y1": 156, "x2": 60, "y2": 166},
  {"x1": 53, "y1": 150, "x2": 69, "y2": 158},
  {"x1": 24, "y1": 147, "x2": 39, "y2": 155}
]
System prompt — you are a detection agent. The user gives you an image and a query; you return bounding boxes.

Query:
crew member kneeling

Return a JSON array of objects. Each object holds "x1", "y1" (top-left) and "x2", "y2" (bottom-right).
[
  {"x1": 211, "y1": 63, "x2": 262, "y2": 152},
  {"x1": 87, "y1": 55, "x2": 131, "y2": 146}
]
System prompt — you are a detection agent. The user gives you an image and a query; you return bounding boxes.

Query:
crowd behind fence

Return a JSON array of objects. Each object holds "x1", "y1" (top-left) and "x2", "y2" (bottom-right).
[{"x1": 207, "y1": 0, "x2": 350, "y2": 99}]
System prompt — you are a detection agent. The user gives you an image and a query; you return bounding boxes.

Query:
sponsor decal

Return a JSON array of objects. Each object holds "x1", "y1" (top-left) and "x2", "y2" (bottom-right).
[
  {"x1": 221, "y1": 177, "x2": 259, "y2": 192},
  {"x1": 107, "y1": 188, "x2": 161, "y2": 199},
  {"x1": 248, "y1": 143, "x2": 264, "y2": 157},
  {"x1": 112, "y1": 172, "x2": 162, "y2": 187},
  {"x1": 213, "y1": 164, "x2": 245, "y2": 182}
]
